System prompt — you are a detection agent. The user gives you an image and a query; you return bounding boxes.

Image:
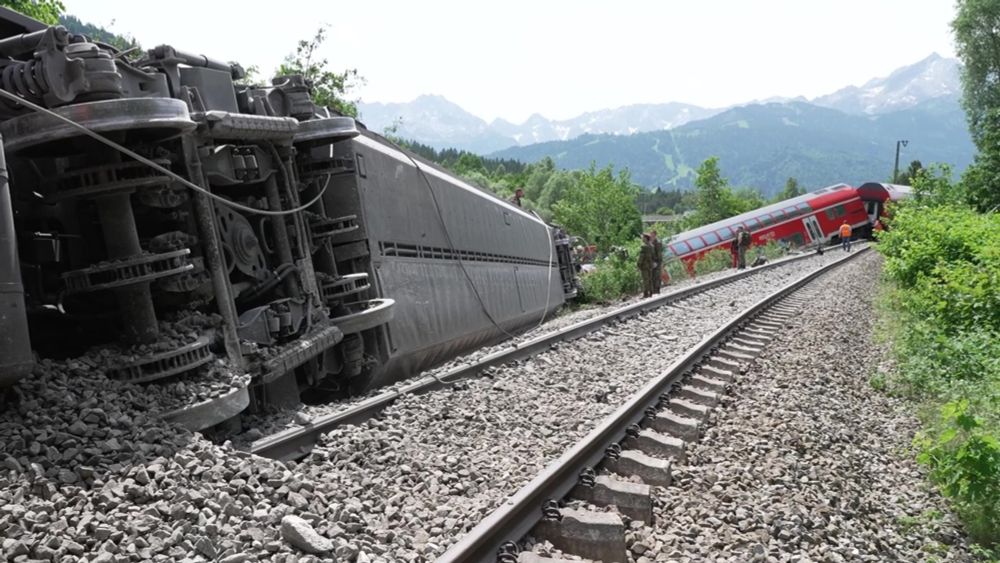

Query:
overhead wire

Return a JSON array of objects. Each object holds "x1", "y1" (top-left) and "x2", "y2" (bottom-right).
[{"x1": 391, "y1": 142, "x2": 519, "y2": 341}]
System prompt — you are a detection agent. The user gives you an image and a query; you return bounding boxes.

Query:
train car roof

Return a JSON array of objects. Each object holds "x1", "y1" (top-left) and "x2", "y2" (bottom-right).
[
  {"x1": 668, "y1": 182, "x2": 854, "y2": 245},
  {"x1": 0, "y1": 7, "x2": 46, "y2": 37},
  {"x1": 350, "y1": 122, "x2": 550, "y2": 227},
  {"x1": 857, "y1": 182, "x2": 913, "y2": 202}
]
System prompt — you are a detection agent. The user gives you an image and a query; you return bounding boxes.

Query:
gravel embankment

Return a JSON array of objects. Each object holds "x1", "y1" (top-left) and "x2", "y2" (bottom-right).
[
  {"x1": 0, "y1": 249, "x2": 854, "y2": 562},
  {"x1": 255, "y1": 250, "x2": 857, "y2": 561},
  {"x1": 238, "y1": 249, "x2": 836, "y2": 442},
  {"x1": 580, "y1": 251, "x2": 970, "y2": 562}
]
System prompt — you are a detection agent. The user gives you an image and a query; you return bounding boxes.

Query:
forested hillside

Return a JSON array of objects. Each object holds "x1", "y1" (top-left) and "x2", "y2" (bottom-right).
[{"x1": 491, "y1": 99, "x2": 975, "y2": 196}]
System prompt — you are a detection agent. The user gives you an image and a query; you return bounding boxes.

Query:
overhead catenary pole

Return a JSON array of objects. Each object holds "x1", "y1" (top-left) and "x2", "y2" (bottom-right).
[{"x1": 893, "y1": 139, "x2": 909, "y2": 183}]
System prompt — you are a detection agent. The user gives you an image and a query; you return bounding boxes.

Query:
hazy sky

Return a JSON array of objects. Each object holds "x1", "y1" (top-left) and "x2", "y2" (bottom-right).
[{"x1": 64, "y1": 0, "x2": 958, "y2": 123}]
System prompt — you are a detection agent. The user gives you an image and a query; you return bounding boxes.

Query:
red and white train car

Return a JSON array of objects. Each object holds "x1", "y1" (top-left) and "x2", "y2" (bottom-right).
[{"x1": 665, "y1": 182, "x2": 911, "y2": 271}]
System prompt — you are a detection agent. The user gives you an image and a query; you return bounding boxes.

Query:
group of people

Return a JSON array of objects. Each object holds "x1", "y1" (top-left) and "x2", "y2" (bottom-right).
[{"x1": 637, "y1": 230, "x2": 664, "y2": 298}]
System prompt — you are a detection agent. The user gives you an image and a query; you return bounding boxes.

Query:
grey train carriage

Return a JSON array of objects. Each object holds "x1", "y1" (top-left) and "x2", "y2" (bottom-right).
[{"x1": 0, "y1": 7, "x2": 578, "y2": 430}]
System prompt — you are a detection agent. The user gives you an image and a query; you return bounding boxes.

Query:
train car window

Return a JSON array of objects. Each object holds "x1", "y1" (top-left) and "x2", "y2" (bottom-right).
[
  {"x1": 772, "y1": 210, "x2": 786, "y2": 221},
  {"x1": 672, "y1": 241, "x2": 690, "y2": 254},
  {"x1": 663, "y1": 246, "x2": 676, "y2": 258},
  {"x1": 796, "y1": 202, "x2": 811, "y2": 212},
  {"x1": 703, "y1": 232, "x2": 720, "y2": 245},
  {"x1": 746, "y1": 218, "x2": 760, "y2": 229},
  {"x1": 760, "y1": 214, "x2": 775, "y2": 226},
  {"x1": 835, "y1": 204, "x2": 846, "y2": 216},
  {"x1": 783, "y1": 206, "x2": 798, "y2": 217},
  {"x1": 686, "y1": 237, "x2": 706, "y2": 250},
  {"x1": 719, "y1": 226, "x2": 734, "y2": 239}
]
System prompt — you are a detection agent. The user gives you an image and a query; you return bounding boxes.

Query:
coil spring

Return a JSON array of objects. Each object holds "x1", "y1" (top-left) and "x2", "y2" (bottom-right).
[{"x1": 0, "y1": 58, "x2": 49, "y2": 109}]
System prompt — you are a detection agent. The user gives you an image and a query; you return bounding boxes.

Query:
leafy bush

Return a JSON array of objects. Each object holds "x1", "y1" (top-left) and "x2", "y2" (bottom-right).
[
  {"x1": 578, "y1": 241, "x2": 642, "y2": 303},
  {"x1": 876, "y1": 202, "x2": 1000, "y2": 551},
  {"x1": 879, "y1": 205, "x2": 1000, "y2": 290},
  {"x1": 916, "y1": 401, "x2": 1000, "y2": 546},
  {"x1": 694, "y1": 247, "x2": 734, "y2": 276}
]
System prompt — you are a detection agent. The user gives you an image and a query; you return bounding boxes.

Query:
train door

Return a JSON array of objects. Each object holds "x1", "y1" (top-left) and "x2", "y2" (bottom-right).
[
  {"x1": 865, "y1": 200, "x2": 881, "y2": 225},
  {"x1": 802, "y1": 215, "x2": 824, "y2": 243}
]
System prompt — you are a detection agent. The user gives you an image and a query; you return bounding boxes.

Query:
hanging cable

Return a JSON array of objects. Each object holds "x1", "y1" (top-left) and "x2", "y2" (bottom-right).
[
  {"x1": 390, "y1": 140, "x2": 521, "y2": 340},
  {"x1": 0, "y1": 88, "x2": 328, "y2": 217}
]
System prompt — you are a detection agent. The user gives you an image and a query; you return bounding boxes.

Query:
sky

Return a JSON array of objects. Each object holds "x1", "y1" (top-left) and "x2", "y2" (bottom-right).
[{"x1": 63, "y1": 0, "x2": 958, "y2": 124}]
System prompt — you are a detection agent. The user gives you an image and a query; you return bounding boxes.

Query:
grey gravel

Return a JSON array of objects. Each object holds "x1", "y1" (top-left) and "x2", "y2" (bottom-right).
[
  {"x1": 280, "y1": 515, "x2": 334, "y2": 554},
  {"x1": 276, "y1": 250, "x2": 859, "y2": 561},
  {"x1": 0, "y1": 248, "x2": 892, "y2": 563},
  {"x1": 235, "y1": 249, "x2": 831, "y2": 443},
  {"x1": 626, "y1": 251, "x2": 972, "y2": 562}
]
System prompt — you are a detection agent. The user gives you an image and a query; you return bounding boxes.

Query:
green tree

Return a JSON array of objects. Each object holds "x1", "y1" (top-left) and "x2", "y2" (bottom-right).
[
  {"x1": 454, "y1": 152, "x2": 487, "y2": 176},
  {"x1": 692, "y1": 156, "x2": 731, "y2": 225},
  {"x1": 895, "y1": 160, "x2": 924, "y2": 185},
  {"x1": 553, "y1": 163, "x2": 642, "y2": 252},
  {"x1": 911, "y1": 164, "x2": 966, "y2": 208},
  {"x1": 961, "y1": 109, "x2": 1000, "y2": 211},
  {"x1": 775, "y1": 177, "x2": 803, "y2": 201},
  {"x1": 731, "y1": 187, "x2": 765, "y2": 213},
  {"x1": 278, "y1": 26, "x2": 363, "y2": 117},
  {"x1": 2, "y1": 0, "x2": 63, "y2": 24},
  {"x1": 953, "y1": 0, "x2": 1000, "y2": 145}
]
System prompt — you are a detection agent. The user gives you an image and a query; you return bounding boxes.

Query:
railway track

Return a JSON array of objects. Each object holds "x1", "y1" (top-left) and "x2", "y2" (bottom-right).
[
  {"x1": 435, "y1": 247, "x2": 870, "y2": 563},
  {"x1": 249, "y1": 248, "x2": 851, "y2": 461}
]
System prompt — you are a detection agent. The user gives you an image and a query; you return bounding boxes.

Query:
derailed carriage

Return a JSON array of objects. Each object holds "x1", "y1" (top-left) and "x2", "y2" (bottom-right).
[
  {"x1": 0, "y1": 8, "x2": 578, "y2": 430},
  {"x1": 664, "y1": 182, "x2": 911, "y2": 271}
]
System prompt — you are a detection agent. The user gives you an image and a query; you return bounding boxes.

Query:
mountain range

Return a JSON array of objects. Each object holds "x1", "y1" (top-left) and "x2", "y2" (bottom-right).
[{"x1": 356, "y1": 54, "x2": 974, "y2": 195}]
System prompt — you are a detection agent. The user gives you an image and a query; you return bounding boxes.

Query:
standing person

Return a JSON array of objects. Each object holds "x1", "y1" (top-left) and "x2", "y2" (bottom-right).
[
  {"x1": 510, "y1": 187, "x2": 525, "y2": 208},
  {"x1": 638, "y1": 234, "x2": 654, "y2": 298},
  {"x1": 650, "y1": 230, "x2": 663, "y2": 294},
  {"x1": 839, "y1": 220, "x2": 852, "y2": 251},
  {"x1": 730, "y1": 233, "x2": 740, "y2": 269},
  {"x1": 737, "y1": 226, "x2": 751, "y2": 269}
]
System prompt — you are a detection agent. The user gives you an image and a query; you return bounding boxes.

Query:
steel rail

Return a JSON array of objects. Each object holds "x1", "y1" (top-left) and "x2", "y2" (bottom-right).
[
  {"x1": 436, "y1": 247, "x2": 869, "y2": 563},
  {"x1": 250, "y1": 247, "x2": 856, "y2": 460}
]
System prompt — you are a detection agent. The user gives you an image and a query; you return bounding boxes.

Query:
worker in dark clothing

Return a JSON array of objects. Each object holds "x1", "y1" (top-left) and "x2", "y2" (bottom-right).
[
  {"x1": 510, "y1": 188, "x2": 525, "y2": 208},
  {"x1": 638, "y1": 234, "x2": 654, "y2": 298},
  {"x1": 736, "y1": 226, "x2": 751, "y2": 269},
  {"x1": 650, "y1": 230, "x2": 663, "y2": 294}
]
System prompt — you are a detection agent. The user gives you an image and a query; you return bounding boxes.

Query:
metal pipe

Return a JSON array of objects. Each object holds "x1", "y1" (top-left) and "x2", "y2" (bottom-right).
[
  {"x1": 147, "y1": 45, "x2": 235, "y2": 75},
  {"x1": 0, "y1": 27, "x2": 67, "y2": 58},
  {"x1": 263, "y1": 175, "x2": 299, "y2": 296},
  {"x1": 183, "y1": 137, "x2": 244, "y2": 370}
]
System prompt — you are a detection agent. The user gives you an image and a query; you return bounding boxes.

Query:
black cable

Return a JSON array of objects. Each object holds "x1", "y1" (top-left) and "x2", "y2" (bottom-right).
[{"x1": 389, "y1": 139, "x2": 519, "y2": 341}]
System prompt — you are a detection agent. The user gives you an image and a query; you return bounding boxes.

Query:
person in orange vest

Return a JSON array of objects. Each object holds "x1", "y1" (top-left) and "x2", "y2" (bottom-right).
[{"x1": 839, "y1": 220, "x2": 853, "y2": 252}]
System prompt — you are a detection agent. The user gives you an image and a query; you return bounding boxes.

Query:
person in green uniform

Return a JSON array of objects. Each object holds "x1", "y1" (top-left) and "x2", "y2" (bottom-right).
[
  {"x1": 650, "y1": 230, "x2": 663, "y2": 294},
  {"x1": 638, "y1": 233, "x2": 654, "y2": 298},
  {"x1": 736, "y1": 226, "x2": 751, "y2": 269}
]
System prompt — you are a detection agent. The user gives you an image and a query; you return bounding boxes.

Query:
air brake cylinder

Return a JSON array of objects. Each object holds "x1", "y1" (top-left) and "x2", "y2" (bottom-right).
[{"x1": 0, "y1": 140, "x2": 34, "y2": 384}]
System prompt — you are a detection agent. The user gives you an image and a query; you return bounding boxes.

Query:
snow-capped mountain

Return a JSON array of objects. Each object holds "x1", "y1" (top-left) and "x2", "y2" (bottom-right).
[
  {"x1": 356, "y1": 53, "x2": 963, "y2": 153},
  {"x1": 356, "y1": 94, "x2": 517, "y2": 153},
  {"x1": 812, "y1": 53, "x2": 961, "y2": 114},
  {"x1": 487, "y1": 103, "x2": 722, "y2": 145}
]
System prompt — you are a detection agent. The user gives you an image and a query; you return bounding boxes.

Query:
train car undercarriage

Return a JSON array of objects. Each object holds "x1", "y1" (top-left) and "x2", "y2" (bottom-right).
[{"x1": 0, "y1": 13, "x2": 578, "y2": 433}]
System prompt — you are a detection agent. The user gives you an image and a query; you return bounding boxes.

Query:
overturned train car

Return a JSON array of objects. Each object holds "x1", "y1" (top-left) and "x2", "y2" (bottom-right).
[{"x1": 0, "y1": 9, "x2": 578, "y2": 428}]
